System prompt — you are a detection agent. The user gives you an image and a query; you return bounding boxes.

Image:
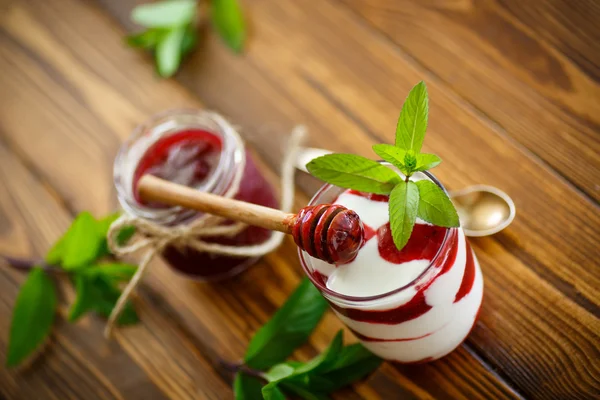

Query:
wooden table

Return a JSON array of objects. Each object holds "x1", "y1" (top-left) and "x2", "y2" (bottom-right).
[{"x1": 1, "y1": 0, "x2": 598, "y2": 398}]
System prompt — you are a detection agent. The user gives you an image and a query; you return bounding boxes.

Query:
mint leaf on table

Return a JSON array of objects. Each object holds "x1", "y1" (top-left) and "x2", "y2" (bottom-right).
[
  {"x1": 211, "y1": 0, "x2": 246, "y2": 53},
  {"x1": 265, "y1": 363, "x2": 297, "y2": 382},
  {"x1": 395, "y1": 80, "x2": 428, "y2": 153},
  {"x1": 261, "y1": 330, "x2": 381, "y2": 398},
  {"x1": 234, "y1": 372, "x2": 264, "y2": 400},
  {"x1": 244, "y1": 277, "x2": 328, "y2": 370},
  {"x1": 156, "y1": 26, "x2": 186, "y2": 77},
  {"x1": 126, "y1": 28, "x2": 165, "y2": 50},
  {"x1": 45, "y1": 233, "x2": 67, "y2": 265},
  {"x1": 415, "y1": 153, "x2": 441, "y2": 172},
  {"x1": 279, "y1": 382, "x2": 331, "y2": 400},
  {"x1": 292, "y1": 330, "x2": 343, "y2": 376},
  {"x1": 416, "y1": 180, "x2": 459, "y2": 227},
  {"x1": 180, "y1": 25, "x2": 198, "y2": 56},
  {"x1": 82, "y1": 263, "x2": 138, "y2": 282},
  {"x1": 7, "y1": 268, "x2": 56, "y2": 367},
  {"x1": 61, "y1": 212, "x2": 103, "y2": 270},
  {"x1": 131, "y1": 0, "x2": 196, "y2": 28},
  {"x1": 261, "y1": 383, "x2": 287, "y2": 400},
  {"x1": 389, "y1": 181, "x2": 420, "y2": 250},
  {"x1": 69, "y1": 271, "x2": 138, "y2": 325},
  {"x1": 128, "y1": 0, "x2": 200, "y2": 78},
  {"x1": 307, "y1": 154, "x2": 402, "y2": 195},
  {"x1": 96, "y1": 213, "x2": 136, "y2": 259},
  {"x1": 314, "y1": 343, "x2": 382, "y2": 392}
]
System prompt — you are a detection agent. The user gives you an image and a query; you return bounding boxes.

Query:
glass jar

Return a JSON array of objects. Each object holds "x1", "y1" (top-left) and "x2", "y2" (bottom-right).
[
  {"x1": 114, "y1": 109, "x2": 278, "y2": 281},
  {"x1": 299, "y1": 172, "x2": 483, "y2": 363}
]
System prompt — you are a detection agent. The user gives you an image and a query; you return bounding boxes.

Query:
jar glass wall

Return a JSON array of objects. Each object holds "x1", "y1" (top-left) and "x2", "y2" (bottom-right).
[{"x1": 114, "y1": 109, "x2": 278, "y2": 281}]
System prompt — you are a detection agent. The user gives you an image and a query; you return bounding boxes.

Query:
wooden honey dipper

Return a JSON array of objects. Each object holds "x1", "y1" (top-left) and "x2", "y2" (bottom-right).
[{"x1": 137, "y1": 175, "x2": 365, "y2": 264}]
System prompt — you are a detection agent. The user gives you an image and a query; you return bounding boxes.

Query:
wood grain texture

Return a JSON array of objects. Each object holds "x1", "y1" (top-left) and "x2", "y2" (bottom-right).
[
  {"x1": 337, "y1": 0, "x2": 600, "y2": 201},
  {"x1": 0, "y1": 0, "x2": 597, "y2": 399},
  {"x1": 96, "y1": 0, "x2": 600, "y2": 398},
  {"x1": 0, "y1": 0, "x2": 524, "y2": 399}
]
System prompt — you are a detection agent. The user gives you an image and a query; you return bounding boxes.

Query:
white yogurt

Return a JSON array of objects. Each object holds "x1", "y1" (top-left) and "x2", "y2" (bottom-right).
[{"x1": 303, "y1": 189, "x2": 483, "y2": 363}]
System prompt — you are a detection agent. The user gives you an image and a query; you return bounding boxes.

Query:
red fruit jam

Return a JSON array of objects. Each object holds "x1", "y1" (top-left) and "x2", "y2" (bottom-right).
[{"x1": 115, "y1": 110, "x2": 278, "y2": 281}]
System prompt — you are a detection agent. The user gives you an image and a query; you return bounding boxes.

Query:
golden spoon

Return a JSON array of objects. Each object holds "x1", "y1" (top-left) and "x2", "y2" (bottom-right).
[{"x1": 295, "y1": 148, "x2": 516, "y2": 237}]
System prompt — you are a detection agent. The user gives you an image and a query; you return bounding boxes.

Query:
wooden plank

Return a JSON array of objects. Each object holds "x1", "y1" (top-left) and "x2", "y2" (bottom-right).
[
  {"x1": 95, "y1": 0, "x2": 600, "y2": 398},
  {"x1": 337, "y1": 0, "x2": 600, "y2": 201},
  {"x1": 0, "y1": 0, "x2": 522, "y2": 398}
]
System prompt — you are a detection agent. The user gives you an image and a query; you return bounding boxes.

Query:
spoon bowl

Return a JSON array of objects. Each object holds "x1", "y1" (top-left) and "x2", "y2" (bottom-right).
[{"x1": 449, "y1": 185, "x2": 515, "y2": 237}]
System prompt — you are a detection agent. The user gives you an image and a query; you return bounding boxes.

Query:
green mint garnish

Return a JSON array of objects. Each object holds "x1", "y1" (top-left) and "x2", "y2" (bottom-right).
[
  {"x1": 396, "y1": 81, "x2": 428, "y2": 152},
  {"x1": 6, "y1": 267, "x2": 56, "y2": 367},
  {"x1": 126, "y1": 0, "x2": 246, "y2": 77},
  {"x1": 304, "y1": 153, "x2": 402, "y2": 195},
  {"x1": 390, "y1": 181, "x2": 420, "y2": 250},
  {"x1": 211, "y1": 0, "x2": 246, "y2": 53},
  {"x1": 6, "y1": 212, "x2": 137, "y2": 368},
  {"x1": 307, "y1": 81, "x2": 460, "y2": 251},
  {"x1": 233, "y1": 278, "x2": 382, "y2": 398}
]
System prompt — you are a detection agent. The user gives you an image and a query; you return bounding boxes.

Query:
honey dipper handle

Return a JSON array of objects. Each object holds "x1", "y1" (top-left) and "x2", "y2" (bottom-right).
[{"x1": 137, "y1": 175, "x2": 295, "y2": 234}]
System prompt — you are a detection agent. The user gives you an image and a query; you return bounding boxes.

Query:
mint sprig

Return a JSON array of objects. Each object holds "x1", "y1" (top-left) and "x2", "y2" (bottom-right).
[
  {"x1": 307, "y1": 81, "x2": 460, "y2": 251},
  {"x1": 5, "y1": 212, "x2": 137, "y2": 367},
  {"x1": 6, "y1": 267, "x2": 56, "y2": 367},
  {"x1": 230, "y1": 278, "x2": 382, "y2": 399},
  {"x1": 126, "y1": 0, "x2": 246, "y2": 77}
]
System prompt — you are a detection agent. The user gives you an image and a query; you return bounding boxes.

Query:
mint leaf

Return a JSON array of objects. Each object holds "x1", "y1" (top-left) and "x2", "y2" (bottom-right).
[
  {"x1": 62, "y1": 212, "x2": 103, "y2": 270},
  {"x1": 96, "y1": 212, "x2": 121, "y2": 237},
  {"x1": 244, "y1": 278, "x2": 328, "y2": 370},
  {"x1": 389, "y1": 181, "x2": 419, "y2": 250},
  {"x1": 280, "y1": 382, "x2": 331, "y2": 400},
  {"x1": 131, "y1": 0, "x2": 196, "y2": 28},
  {"x1": 82, "y1": 263, "x2": 137, "y2": 282},
  {"x1": 7, "y1": 268, "x2": 56, "y2": 367},
  {"x1": 45, "y1": 234, "x2": 67, "y2": 265},
  {"x1": 293, "y1": 330, "x2": 343, "y2": 376},
  {"x1": 371, "y1": 144, "x2": 410, "y2": 176},
  {"x1": 180, "y1": 25, "x2": 198, "y2": 56},
  {"x1": 69, "y1": 273, "x2": 138, "y2": 325},
  {"x1": 316, "y1": 343, "x2": 382, "y2": 391},
  {"x1": 156, "y1": 26, "x2": 186, "y2": 77},
  {"x1": 415, "y1": 180, "x2": 459, "y2": 227},
  {"x1": 415, "y1": 153, "x2": 441, "y2": 171},
  {"x1": 233, "y1": 372, "x2": 264, "y2": 400},
  {"x1": 262, "y1": 383, "x2": 286, "y2": 400},
  {"x1": 263, "y1": 331, "x2": 380, "y2": 397},
  {"x1": 211, "y1": 0, "x2": 246, "y2": 53},
  {"x1": 126, "y1": 29, "x2": 165, "y2": 50},
  {"x1": 307, "y1": 154, "x2": 402, "y2": 195},
  {"x1": 395, "y1": 81, "x2": 428, "y2": 153},
  {"x1": 404, "y1": 152, "x2": 417, "y2": 172},
  {"x1": 265, "y1": 363, "x2": 296, "y2": 382}
]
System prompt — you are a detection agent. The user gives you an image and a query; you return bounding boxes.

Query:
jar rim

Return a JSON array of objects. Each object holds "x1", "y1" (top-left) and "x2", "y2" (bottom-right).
[
  {"x1": 298, "y1": 169, "x2": 455, "y2": 304},
  {"x1": 113, "y1": 109, "x2": 245, "y2": 225}
]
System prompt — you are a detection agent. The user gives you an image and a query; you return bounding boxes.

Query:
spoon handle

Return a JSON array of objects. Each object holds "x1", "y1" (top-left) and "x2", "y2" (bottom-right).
[{"x1": 137, "y1": 175, "x2": 295, "y2": 233}]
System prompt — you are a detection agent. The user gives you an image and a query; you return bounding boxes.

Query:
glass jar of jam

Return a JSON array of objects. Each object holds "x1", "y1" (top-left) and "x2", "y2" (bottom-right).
[{"x1": 114, "y1": 109, "x2": 278, "y2": 281}]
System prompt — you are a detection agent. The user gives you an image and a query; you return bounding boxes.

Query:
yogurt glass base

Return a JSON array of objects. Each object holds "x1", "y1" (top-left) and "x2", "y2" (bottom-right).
[{"x1": 299, "y1": 172, "x2": 484, "y2": 363}]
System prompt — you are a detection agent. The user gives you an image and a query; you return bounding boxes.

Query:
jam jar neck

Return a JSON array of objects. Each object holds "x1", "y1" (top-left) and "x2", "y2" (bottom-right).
[{"x1": 114, "y1": 109, "x2": 245, "y2": 225}]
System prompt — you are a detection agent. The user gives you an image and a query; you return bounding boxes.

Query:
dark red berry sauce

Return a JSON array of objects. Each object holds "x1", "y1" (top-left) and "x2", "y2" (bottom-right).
[{"x1": 133, "y1": 129, "x2": 278, "y2": 280}]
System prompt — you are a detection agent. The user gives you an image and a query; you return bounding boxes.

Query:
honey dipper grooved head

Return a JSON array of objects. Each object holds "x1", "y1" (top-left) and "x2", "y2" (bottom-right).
[{"x1": 292, "y1": 204, "x2": 364, "y2": 264}]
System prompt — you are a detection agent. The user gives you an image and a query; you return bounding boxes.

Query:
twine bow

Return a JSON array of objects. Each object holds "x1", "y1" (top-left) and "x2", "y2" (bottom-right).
[{"x1": 105, "y1": 125, "x2": 306, "y2": 338}]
